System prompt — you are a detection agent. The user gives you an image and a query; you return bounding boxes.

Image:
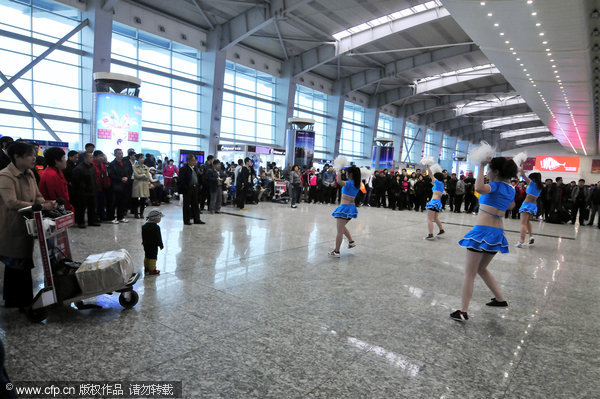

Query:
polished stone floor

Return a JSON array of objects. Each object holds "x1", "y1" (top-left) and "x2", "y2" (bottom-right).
[{"x1": 1, "y1": 200, "x2": 599, "y2": 398}]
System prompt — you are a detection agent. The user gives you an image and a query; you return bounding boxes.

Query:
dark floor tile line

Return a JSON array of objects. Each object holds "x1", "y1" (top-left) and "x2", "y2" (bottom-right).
[{"x1": 218, "y1": 211, "x2": 268, "y2": 220}]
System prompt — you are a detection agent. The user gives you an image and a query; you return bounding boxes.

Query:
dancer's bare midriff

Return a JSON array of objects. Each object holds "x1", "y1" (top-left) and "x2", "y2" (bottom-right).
[{"x1": 475, "y1": 204, "x2": 506, "y2": 229}]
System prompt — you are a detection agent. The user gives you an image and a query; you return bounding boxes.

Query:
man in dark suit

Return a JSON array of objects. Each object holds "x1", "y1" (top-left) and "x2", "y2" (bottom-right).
[
  {"x1": 108, "y1": 148, "x2": 133, "y2": 223},
  {"x1": 236, "y1": 157, "x2": 252, "y2": 210},
  {"x1": 0, "y1": 136, "x2": 13, "y2": 170},
  {"x1": 178, "y1": 154, "x2": 205, "y2": 225}
]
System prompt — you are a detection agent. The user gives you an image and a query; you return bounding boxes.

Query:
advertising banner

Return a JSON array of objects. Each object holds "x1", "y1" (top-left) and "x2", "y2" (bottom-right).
[
  {"x1": 294, "y1": 130, "x2": 315, "y2": 167},
  {"x1": 96, "y1": 93, "x2": 142, "y2": 155},
  {"x1": 592, "y1": 159, "x2": 600, "y2": 174},
  {"x1": 535, "y1": 156, "x2": 579, "y2": 173},
  {"x1": 380, "y1": 147, "x2": 394, "y2": 168}
]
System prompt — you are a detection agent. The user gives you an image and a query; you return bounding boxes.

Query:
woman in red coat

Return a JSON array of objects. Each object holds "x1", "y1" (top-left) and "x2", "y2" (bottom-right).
[{"x1": 39, "y1": 147, "x2": 73, "y2": 211}]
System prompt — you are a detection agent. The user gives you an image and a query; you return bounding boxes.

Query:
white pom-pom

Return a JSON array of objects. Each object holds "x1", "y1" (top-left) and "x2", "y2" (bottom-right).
[
  {"x1": 360, "y1": 167, "x2": 372, "y2": 180},
  {"x1": 469, "y1": 141, "x2": 495, "y2": 164},
  {"x1": 421, "y1": 156, "x2": 435, "y2": 166},
  {"x1": 512, "y1": 152, "x2": 527, "y2": 169},
  {"x1": 430, "y1": 163, "x2": 442, "y2": 175},
  {"x1": 333, "y1": 155, "x2": 348, "y2": 171}
]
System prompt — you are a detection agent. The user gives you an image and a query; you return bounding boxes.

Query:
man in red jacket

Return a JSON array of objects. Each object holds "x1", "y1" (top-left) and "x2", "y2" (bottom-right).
[
  {"x1": 39, "y1": 147, "x2": 73, "y2": 211},
  {"x1": 92, "y1": 150, "x2": 111, "y2": 221}
]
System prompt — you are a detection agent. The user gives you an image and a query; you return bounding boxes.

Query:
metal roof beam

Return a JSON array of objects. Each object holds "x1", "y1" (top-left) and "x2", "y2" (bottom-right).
[
  {"x1": 401, "y1": 83, "x2": 514, "y2": 118},
  {"x1": 218, "y1": 0, "x2": 313, "y2": 51},
  {"x1": 422, "y1": 102, "x2": 527, "y2": 126},
  {"x1": 434, "y1": 104, "x2": 532, "y2": 132},
  {"x1": 335, "y1": 44, "x2": 480, "y2": 95},
  {"x1": 289, "y1": 7, "x2": 450, "y2": 78},
  {"x1": 448, "y1": 120, "x2": 544, "y2": 142},
  {"x1": 373, "y1": 69, "x2": 501, "y2": 108}
]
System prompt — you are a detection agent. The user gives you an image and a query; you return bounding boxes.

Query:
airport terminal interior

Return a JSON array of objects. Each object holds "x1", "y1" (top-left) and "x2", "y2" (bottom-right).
[{"x1": 0, "y1": 0, "x2": 599, "y2": 398}]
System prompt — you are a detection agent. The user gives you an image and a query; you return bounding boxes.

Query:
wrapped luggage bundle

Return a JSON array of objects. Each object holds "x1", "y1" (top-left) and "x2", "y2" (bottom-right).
[{"x1": 75, "y1": 249, "x2": 136, "y2": 294}]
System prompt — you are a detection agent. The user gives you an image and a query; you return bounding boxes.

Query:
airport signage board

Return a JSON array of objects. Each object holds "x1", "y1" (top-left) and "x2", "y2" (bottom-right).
[{"x1": 535, "y1": 156, "x2": 579, "y2": 173}]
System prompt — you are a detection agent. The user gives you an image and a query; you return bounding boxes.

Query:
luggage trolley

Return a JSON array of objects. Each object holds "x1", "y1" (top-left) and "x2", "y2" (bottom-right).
[
  {"x1": 21, "y1": 204, "x2": 140, "y2": 322},
  {"x1": 272, "y1": 180, "x2": 289, "y2": 203}
]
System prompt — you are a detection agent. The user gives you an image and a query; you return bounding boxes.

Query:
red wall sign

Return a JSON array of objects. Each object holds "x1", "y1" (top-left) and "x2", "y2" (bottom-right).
[{"x1": 535, "y1": 156, "x2": 580, "y2": 173}]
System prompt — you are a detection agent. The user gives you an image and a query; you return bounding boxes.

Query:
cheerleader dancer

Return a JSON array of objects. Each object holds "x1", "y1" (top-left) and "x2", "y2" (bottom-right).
[
  {"x1": 515, "y1": 171, "x2": 543, "y2": 247},
  {"x1": 450, "y1": 156, "x2": 518, "y2": 322},
  {"x1": 424, "y1": 164, "x2": 445, "y2": 240},
  {"x1": 329, "y1": 165, "x2": 361, "y2": 257}
]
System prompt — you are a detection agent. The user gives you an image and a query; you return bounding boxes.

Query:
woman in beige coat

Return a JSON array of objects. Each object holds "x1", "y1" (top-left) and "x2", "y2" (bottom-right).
[
  {"x1": 132, "y1": 153, "x2": 151, "y2": 218},
  {"x1": 0, "y1": 142, "x2": 55, "y2": 309}
]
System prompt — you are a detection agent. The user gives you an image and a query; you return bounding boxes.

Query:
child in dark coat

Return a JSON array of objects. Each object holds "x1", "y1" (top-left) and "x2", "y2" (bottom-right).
[{"x1": 142, "y1": 210, "x2": 163, "y2": 276}]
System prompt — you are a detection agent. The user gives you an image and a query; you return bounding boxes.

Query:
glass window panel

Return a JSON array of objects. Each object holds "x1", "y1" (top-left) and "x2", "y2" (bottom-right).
[
  {"x1": 32, "y1": 13, "x2": 79, "y2": 41},
  {"x1": 138, "y1": 45, "x2": 170, "y2": 69},
  {"x1": 172, "y1": 108, "x2": 198, "y2": 129},
  {"x1": 172, "y1": 53, "x2": 197, "y2": 76},
  {"x1": 141, "y1": 140, "x2": 171, "y2": 158},
  {"x1": 142, "y1": 103, "x2": 171, "y2": 124},
  {"x1": 34, "y1": 105, "x2": 81, "y2": 119},
  {"x1": 171, "y1": 134, "x2": 198, "y2": 145},
  {"x1": 112, "y1": 34, "x2": 137, "y2": 58},
  {"x1": 0, "y1": 50, "x2": 32, "y2": 76},
  {"x1": 34, "y1": 59, "x2": 79, "y2": 87},
  {"x1": 140, "y1": 131, "x2": 170, "y2": 142},
  {"x1": 1, "y1": 79, "x2": 32, "y2": 103},
  {"x1": 171, "y1": 80, "x2": 198, "y2": 92},
  {"x1": 33, "y1": 81, "x2": 79, "y2": 109},
  {"x1": 236, "y1": 95, "x2": 256, "y2": 107},
  {"x1": 235, "y1": 74, "x2": 255, "y2": 93},
  {"x1": 110, "y1": 64, "x2": 138, "y2": 76},
  {"x1": 221, "y1": 117, "x2": 234, "y2": 134},
  {"x1": 256, "y1": 124, "x2": 272, "y2": 141},
  {"x1": 236, "y1": 119, "x2": 255, "y2": 137},
  {"x1": 256, "y1": 100, "x2": 273, "y2": 111},
  {"x1": 172, "y1": 89, "x2": 197, "y2": 110},
  {"x1": 237, "y1": 104, "x2": 256, "y2": 122},
  {"x1": 31, "y1": 43, "x2": 79, "y2": 65},
  {"x1": 138, "y1": 70, "x2": 170, "y2": 87},
  {"x1": 0, "y1": 113, "x2": 33, "y2": 128},
  {"x1": 222, "y1": 101, "x2": 234, "y2": 118},
  {"x1": 40, "y1": 119, "x2": 81, "y2": 133},
  {"x1": 0, "y1": 2, "x2": 31, "y2": 29},
  {"x1": 256, "y1": 109, "x2": 272, "y2": 124},
  {"x1": 0, "y1": 36, "x2": 31, "y2": 54},
  {"x1": 141, "y1": 83, "x2": 171, "y2": 106}
]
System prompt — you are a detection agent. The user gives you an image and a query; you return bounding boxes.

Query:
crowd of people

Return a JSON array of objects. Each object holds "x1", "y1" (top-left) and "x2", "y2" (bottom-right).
[{"x1": 1, "y1": 135, "x2": 600, "y2": 319}]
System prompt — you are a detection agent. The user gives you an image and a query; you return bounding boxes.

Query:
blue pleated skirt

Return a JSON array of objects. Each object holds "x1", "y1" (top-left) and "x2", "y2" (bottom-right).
[
  {"x1": 332, "y1": 204, "x2": 358, "y2": 219},
  {"x1": 458, "y1": 225, "x2": 509, "y2": 254},
  {"x1": 519, "y1": 201, "x2": 537, "y2": 215},
  {"x1": 425, "y1": 198, "x2": 442, "y2": 212}
]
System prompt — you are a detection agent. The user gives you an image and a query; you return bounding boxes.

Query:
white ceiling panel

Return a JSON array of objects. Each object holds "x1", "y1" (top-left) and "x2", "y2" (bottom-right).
[{"x1": 441, "y1": 0, "x2": 596, "y2": 155}]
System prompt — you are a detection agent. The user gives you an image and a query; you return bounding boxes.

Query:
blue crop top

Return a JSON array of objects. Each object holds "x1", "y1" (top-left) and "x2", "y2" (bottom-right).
[
  {"x1": 341, "y1": 180, "x2": 359, "y2": 197},
  {"x1": 525, "y1": 181, "x2": 542, "y2": 197},
  {"x1": 478, "y1": 181, "x2": 515, "y2": 211},
  {"x1": 433, "y1": 179, "x2": 445, "y2": 194}
]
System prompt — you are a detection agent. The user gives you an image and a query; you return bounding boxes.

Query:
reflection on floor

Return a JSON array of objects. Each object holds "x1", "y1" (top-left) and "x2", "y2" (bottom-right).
[{"x1": 1, "y1": 202, "x2": 598, "y2": 398}]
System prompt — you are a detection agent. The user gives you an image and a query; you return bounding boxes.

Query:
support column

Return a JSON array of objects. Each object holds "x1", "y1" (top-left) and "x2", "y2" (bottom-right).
[
  {"x1": 364, "y1": 107, "x2": 379, "y2": 163},
  {"x1": 393, "y1": 116, "x2": 406, "y2": 165},
  {"x1": 275, "y1": 63, "x2": 296, "y2": 159},
  {"x1": 82, "y1": 0, "x2": 114, "y2": 147},
  {"x1": 418, "y1": 125, "x2": 428, "y2": 161},
  {"x1": 327, "y1": 94, "x2": 344, "y2": 158},
  {"x1": 201, "y1": 26, "x2": 227, "y2": 156}
]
